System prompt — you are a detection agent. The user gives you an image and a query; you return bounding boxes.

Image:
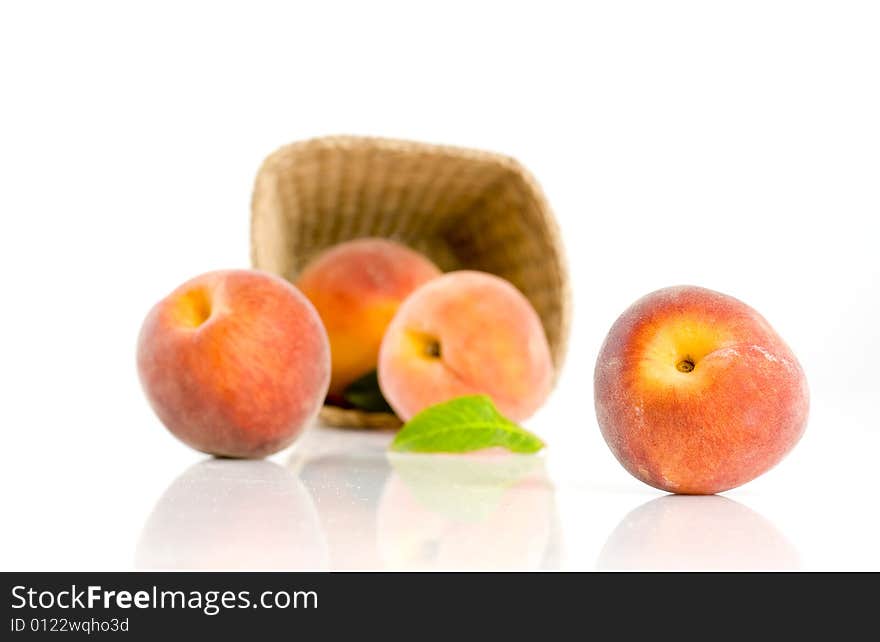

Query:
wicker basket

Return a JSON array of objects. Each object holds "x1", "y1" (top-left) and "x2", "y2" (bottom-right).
[{"x1": 250, "y1": 136, "x2": 571, "y2": 429}]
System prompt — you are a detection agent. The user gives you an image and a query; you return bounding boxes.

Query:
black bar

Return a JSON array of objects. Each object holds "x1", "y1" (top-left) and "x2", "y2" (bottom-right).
[{"x1": 1, "y1": 572, "x2": 873, "y2": 635}]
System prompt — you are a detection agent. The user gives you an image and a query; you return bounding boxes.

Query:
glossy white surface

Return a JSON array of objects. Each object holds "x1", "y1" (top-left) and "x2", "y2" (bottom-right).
[
  {"x1": 2, "y1": 1, "x2": 879, "y2": 571},
  {"x1": 141, "y1": 416, "x2": 880, "y2": 571},
  {"x1": 5, "y1": 414, "x2": 875, "y2": 571},
  {"x1": 136, "y1": 429, "x2": 560, "y2": 571}
]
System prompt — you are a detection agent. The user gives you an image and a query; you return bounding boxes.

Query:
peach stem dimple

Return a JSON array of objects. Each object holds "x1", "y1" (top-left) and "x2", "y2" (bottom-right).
[
  {"x1": 676, "y1": 358, "x2": 695, "y2": 373},
  {"x1": 404, "y1": 330, "x2": 443, "y2": 361},
  {"x1": 177, "y1": 288, "x2": 213, "y2": 328},
  {"x1": 424, "y1": 338, "x2": 441, "y2": 359}
]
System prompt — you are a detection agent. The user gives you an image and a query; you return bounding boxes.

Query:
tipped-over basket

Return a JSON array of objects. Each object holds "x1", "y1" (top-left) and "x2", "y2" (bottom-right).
[{"x1": 250, "y1": 135, "x2": 571, "y2": 429}]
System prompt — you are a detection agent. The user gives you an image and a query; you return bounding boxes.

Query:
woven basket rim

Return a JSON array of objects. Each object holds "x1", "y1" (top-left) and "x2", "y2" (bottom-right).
[
  {"x1": 252, "y1": 133, "x2": 536, "y2": 177},
  {"x1": 318, "y1": 405, "x2": 402, "y2": 430}
]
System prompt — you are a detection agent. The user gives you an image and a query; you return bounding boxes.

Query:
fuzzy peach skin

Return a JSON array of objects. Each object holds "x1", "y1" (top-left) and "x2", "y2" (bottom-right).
[
  {"x1": 137, "y1": 269, "x2": 330, "y2": 458},
  {"x1": 594, "y1": 286, "x2": 809, "y2": 495},
  {"x1": 296, "y1": 238, "x2": 441, "y2": 398},
  {"x1": 378, "y1": 271, "x2": 553, "y2": 422}
]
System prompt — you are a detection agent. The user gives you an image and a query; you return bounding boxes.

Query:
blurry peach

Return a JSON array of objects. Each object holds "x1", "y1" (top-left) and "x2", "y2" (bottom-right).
[
  {"x1": 137, "y1": 269, "x2": 329, "y2": 458},
  {"x1": 295, "y1": 238, "x2": 440, "y2": 397},
  {"x1": 594, "y1": 286, "x2": 809, "y2": 494},
  {"x1": 378, "y1": 271, "x2": 553, "y2": 421}
]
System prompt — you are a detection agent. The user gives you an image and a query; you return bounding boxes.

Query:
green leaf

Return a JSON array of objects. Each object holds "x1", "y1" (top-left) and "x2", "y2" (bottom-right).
[
  {"x1": 342, "y1": 370, "x2": 394, "y2": 413},
  {"x1": 390, "y1": 395, "x2": 545, "y2": 454}
]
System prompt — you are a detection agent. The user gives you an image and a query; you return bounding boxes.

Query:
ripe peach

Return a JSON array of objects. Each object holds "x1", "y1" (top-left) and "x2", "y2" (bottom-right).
[
  {"x1": 594, "y1": 286, "x2": 809, "y2": 494},
  {"x1": 378, "y1": 271, "x2": 554, "y2": 422},
  {"x1": 295, "y1": 238, "x2": 441, "y2": 398},
  {"x1": 137, "y1": 269, "x2": 330, "y2": 458}
]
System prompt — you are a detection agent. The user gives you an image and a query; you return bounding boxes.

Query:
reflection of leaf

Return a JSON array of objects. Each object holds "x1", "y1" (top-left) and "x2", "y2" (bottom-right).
[
  {"x1": 390, "y1": 395, "x2": 544, "y2": 453},
  {"x1": 342, "y1": 371, "x2": 393, "y2": 413},
  {"x1": 387, "y1": 452, "x2": 543, "y2": 522}
]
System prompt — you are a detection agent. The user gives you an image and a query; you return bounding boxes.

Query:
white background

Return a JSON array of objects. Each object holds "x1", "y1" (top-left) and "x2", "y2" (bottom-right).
[{"x1": 1, "y1": 1, "x2": 878, "y2": 570}]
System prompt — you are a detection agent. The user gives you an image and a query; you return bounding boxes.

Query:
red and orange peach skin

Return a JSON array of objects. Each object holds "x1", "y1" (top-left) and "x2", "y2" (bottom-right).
[
  {"x1": 378, "y1": 270, "x2": 554, "y2": 422},
  {"x1": 137, "y1": 269, "x2": 330, "y2": 458},
  {"x1": 594, "y1": 286, "x2": 809, "y2": 495},
  {"x1": 296, "y1": 238, "x2": 441, "y2": 398}
]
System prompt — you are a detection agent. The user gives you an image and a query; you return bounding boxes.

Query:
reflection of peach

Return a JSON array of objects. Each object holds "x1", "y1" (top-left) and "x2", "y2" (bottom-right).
[
  {"x1": 595, "y1": 286, "x2": 809, "y2": 494},
  {"x1": 136, "y1": 460, "x2": 328, "y2": 570},
  {"x1": 376, "y1": 453, "x2": 557, "y2": 570},
  {"x1": 288, "y1": 427, "x2": 393, "y2": 570},
  {"x1": 378, "y1": 271, "x2": 553, "y2": 421},
  {"x1": 597, "y1": 495, "x2": 799, "y2": 570},
  {"x1": 137, "y1": 270, "x2": 330, "y2": 458},
  {"x1": 296, "y1": 238, "x2": 441, "y2": 397}
]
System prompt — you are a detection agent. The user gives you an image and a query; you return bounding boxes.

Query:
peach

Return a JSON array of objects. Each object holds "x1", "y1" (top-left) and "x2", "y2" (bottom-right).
[
  {"x1": 295, "y1": 238, "x2": 441, "y2": 398},
  {"x1": 378, "y1": 271, "x2": 553, "y2": 422},
  {"x1": 137, "y1": 269, "x2": 330, "y2": 458},
  {"x1": 594, "y1": 286, "x2": 809, "y2": 494}
]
